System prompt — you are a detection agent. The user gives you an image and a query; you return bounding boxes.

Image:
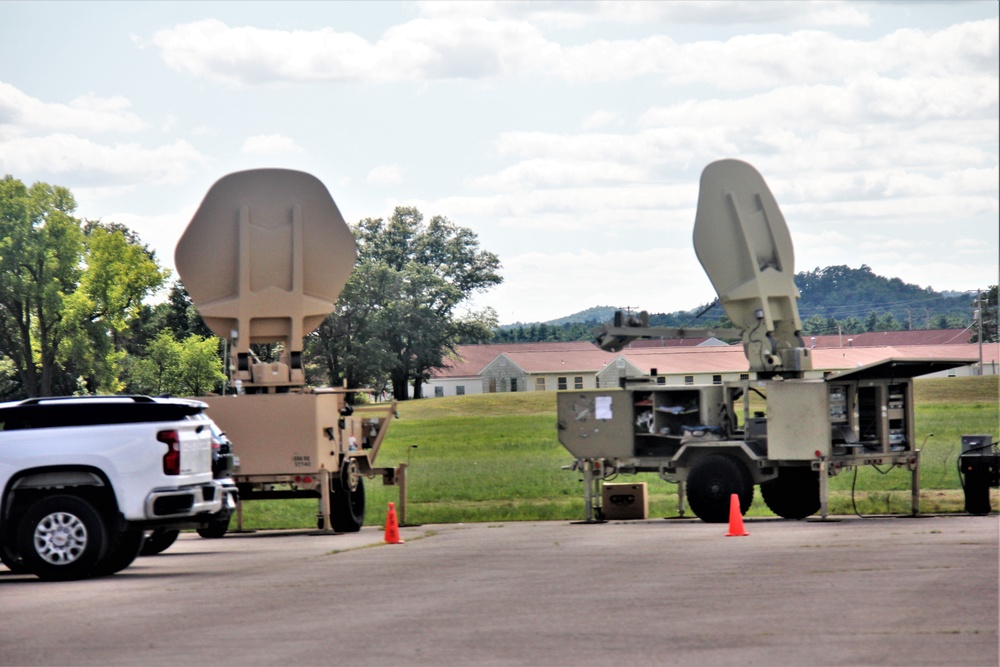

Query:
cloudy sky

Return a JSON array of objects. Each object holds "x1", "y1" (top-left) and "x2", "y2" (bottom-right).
[{"x1": 1, "y1": 1, "x2": 997, "y2": 325}]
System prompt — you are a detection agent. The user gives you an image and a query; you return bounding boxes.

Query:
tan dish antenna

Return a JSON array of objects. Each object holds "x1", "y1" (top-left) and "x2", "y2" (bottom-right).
[
  {"x1": 175, "y1": 169, "x2": 357, "y2": 391},
  {"x1": 692, "y1": 159, "x2": 811, "y2": 376}
]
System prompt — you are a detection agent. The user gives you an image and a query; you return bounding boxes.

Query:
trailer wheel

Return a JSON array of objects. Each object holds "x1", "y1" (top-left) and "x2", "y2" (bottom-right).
[
  {"x1": 16, "y1": 495, "x2": 109, "y2": 581},
  {"x1": 761, "y1": 467, "x2": 820, "y2": 519},
  {"x1": 140, "y1": 528, "x2": 180, "y2": 555},
  {"x1": 330, "y1": 459, "x2": 365, "y2": 533},
  {"x1": 686, "y1": 454, "x2": 753, "y2": 523}
]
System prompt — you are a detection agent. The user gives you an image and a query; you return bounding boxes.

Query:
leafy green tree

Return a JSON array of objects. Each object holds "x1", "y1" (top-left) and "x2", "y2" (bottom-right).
[
  {"x1": 307, "y1": 206, "x2": 502, "y2": 400},
  {"x1": 876, "y1": 312, "x2": 900, "y2": 331},
  {"x1": 124, "y1": 331, "x2": 224, "y2": 396},
  {"x1": 0, "y1": 175, "x2": 84, "y2": 396},
  {"x1": 0, "y1": 176, "x2": 170, "y2": 397}
]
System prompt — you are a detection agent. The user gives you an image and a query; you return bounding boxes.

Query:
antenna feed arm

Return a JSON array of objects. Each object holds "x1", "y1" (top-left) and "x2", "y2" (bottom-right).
[{"x1": 592, "y1": 310, "x2": 740, "y2": 352}]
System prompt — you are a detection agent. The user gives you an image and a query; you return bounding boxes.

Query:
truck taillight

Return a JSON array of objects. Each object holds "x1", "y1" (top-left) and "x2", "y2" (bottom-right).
[{"x1": 159, "y1": 430, "x2": 181, "y2": 475}]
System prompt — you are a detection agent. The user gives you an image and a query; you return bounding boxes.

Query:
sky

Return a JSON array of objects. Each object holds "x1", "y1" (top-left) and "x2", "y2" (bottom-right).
[{"x1": 1, "y1": 1, "x2": 997, "y2": 326}]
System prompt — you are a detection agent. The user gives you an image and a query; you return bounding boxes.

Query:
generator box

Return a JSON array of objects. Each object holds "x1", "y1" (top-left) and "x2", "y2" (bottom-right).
[{"x1": 602, "y1": 483, "x2": 648, "y2": 520}]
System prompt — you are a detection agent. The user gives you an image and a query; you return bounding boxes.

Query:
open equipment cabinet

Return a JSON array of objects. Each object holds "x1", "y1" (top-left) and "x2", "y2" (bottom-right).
[
  {"x1": 559, "y1": 358, "x2": 968, "y2": 523},
  {"x1": 175, "y1": 169, "x2": 403, "y2": 534},
  {"x1": 557, "y1": 159, "x2": 974, "y2": 524}
]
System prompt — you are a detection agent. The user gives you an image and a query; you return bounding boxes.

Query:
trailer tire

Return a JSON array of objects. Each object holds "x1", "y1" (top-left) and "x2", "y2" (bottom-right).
[
  {"x1": 687, "y1": 454, "x2": 753, "y2": 523},
  {"x1": 330, "y1": 459, "x2": 365, "y2": 533},
  {"x1": 140, "y1": 528, "x2": 180, "y2": 555},
  {"x1": 761, "y1": 467, "x2": 821, "y2": 519},
  {"x1": 17, "y1": 495, "x2": 109, "y2": 581}
]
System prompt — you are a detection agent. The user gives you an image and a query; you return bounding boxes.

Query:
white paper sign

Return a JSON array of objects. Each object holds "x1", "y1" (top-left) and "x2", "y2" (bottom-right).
[{"x1": 595, "y1": 395, "x2": 613, "y2": 420}]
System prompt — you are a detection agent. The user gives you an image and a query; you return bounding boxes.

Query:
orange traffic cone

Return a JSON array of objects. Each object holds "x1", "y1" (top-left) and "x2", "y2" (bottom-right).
[
  {"x1": 725, "y1": 493, "x2": 748, "y2": 537},
  {"x1": 384, "y1": 502, "x2": 404, "y2": 544}
]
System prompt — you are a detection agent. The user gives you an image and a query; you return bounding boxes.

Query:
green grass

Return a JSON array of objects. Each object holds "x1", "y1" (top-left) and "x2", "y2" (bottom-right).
[{"x1": 237, "y1": 376, "x2": 999, "y2": 529}]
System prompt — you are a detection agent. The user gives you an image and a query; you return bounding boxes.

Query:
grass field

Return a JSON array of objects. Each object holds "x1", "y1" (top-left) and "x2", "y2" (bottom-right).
[{"x1": 237, "y1": 375, "x2": 999, "y2": 529}]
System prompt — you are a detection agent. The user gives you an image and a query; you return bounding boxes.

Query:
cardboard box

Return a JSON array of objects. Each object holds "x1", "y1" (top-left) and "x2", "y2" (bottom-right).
[{"x1": 602, "y1": 482, "x2": 648, "y2": 520}]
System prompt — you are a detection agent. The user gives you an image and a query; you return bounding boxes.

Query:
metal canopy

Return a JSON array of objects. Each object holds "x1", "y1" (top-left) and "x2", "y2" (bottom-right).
[{"x1": 826, "y1": 357, "x2": 973, "y2": 382}]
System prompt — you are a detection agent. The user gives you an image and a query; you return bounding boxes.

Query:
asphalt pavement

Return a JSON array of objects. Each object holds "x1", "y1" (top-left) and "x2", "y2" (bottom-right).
[{"x1": 1, "y1": 514, "x2": 997, "y2": 666}]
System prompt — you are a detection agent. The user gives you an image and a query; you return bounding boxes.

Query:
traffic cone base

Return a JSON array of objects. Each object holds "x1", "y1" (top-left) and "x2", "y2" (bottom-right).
[
  {"x1": 384, "y1": 501, "x2": 404, "y2": 544},
  {"x1": 726, "y1": 493, "x2": 748, "y2": 537}
]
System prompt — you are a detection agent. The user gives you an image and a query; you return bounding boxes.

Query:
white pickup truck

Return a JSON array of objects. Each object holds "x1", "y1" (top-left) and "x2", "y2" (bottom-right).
[{"x1": 0, "y1": 395, "x2": 229, "y2": 580}]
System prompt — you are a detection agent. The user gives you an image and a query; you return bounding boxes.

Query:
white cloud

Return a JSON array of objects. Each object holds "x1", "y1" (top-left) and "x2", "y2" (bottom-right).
[
  {"x1": 0, "y1": 134, "x2": 207, "y2": 185},
  {"x1": 417, "y1": 1, "x2": 871, "y2": 29},
  {"x1": 0, "y1": 82, "x2": 146, "y2": 134},
  {"x1": 366, "y1": 164, "x2": 405, "y2": 185},
  {"x1": 147, "y1": 15, "x2": 997, "y2": 88},
  {"x1": 580, "y1": 110, "x2": 619, "y2": 131},
  {"x1": 241, "y1": 133, "x2": 305, "y2": 155}
]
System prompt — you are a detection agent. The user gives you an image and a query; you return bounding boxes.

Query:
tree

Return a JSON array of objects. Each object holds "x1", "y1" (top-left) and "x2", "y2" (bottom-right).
[
  {"x1": 124, "y1": 331, "x2": 225, "y2": 396},
  {"x1": 0, "y1": 176, "x2": 170, "y2": 397},
  {"x1": 62, "y1": 223, "x2": 170, "y2": 393},
  {"x1": 307, "y1": 207, "x2": 502, "y2": 400},
  {"x1": 0, "y1": 175, "x2": 83, "y2": 396}
]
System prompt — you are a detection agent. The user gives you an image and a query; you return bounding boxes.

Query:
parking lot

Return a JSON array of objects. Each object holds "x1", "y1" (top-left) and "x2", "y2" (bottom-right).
[{"x1": 1, "y1": 514, "x2": 997, "y2": 666}]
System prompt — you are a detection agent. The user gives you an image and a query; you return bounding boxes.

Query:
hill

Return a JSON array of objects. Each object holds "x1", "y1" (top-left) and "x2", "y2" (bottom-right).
[{"x1": 493, "y1": 265, "x2": 987, "y2": 341}]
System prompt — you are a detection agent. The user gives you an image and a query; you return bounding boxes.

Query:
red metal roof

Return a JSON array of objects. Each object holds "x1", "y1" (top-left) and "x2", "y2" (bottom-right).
[{"x1": 431, "y1": 340, "x2": 998, "y2": 378}]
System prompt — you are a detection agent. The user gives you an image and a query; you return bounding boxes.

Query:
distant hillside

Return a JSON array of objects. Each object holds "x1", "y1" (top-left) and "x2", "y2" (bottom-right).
[{"x1": 492, "y1": 265, "x2": 989, "y2": 343}]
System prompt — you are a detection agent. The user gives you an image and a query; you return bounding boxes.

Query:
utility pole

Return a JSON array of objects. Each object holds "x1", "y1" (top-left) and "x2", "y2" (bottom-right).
[{"x1": 975, "y1": 289, "x2": 983, "y2": 376}]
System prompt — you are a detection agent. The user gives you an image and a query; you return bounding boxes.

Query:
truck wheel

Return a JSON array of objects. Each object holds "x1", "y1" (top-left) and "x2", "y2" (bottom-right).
[
  {"x1": 1, "y1": 541, "x2": 27, "y2": 574},
  {"x1": 92, "y1": 528, "x2": 146, "y2": 576},
  {"x1": 687, "y1": 454, "x2": 752, "y2": 523},
  {"x1": 197, "y1": 519, "x2": 230, "y2": 539},
  {"x1": 330, "y1": 459, "x2": 366, "y2": 533},
  {"x1": 140, "y1": 528, "x2": 180, "y2": 555},
  {"x1": 761, "y1": 467, "x2": 821, "y2": 519},
  {"x1": 16, "y1": 495, "x2": 109, "y2": 581}
]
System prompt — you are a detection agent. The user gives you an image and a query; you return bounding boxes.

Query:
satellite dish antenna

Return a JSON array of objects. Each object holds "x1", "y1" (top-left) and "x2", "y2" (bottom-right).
[
  {"x1": 692, "y1": 159, "x2": 810, "y2": 375},
  {"x1": 175, "y1": 169, "x2": 356, "y2": 390}
]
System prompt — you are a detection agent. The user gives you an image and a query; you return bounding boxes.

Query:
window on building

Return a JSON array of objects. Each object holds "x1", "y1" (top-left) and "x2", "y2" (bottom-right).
[
  {"x1": 712, "y1": 375, "x2": 722, "y2": 385},
  {"x1": 536, "y1": 377, "x2": 546, "y2": 390},
  {"x1": 434, "y1": 386, "x2": 444, "y2": 397},
  {"x1": 456, "y1": 386, "x2": 465, "y2": 395},
  {"x1": 739, "y1": 373, "x2": 750, "y2": 381},
  {"x1": 657, "y1": 376, "x2": 666, "y2": 385},
  {"x1": 558, "y1": 377, "x2": 568, "y2": 390},
  {"x1": 574, "y1": 376, "x2": 583, "y2": 389},
  {"x1": 684, "y1": 375, "x2": 694, "y2": 385}
]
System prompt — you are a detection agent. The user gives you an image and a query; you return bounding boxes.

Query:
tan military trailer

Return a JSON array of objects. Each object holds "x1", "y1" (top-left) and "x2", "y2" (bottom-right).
[
  {"x1": 558, "y1": 160, "x2": 967, "y2": 523},
  {"x1": 175, "y1": 169, "x2": 398, "y2": 532}
]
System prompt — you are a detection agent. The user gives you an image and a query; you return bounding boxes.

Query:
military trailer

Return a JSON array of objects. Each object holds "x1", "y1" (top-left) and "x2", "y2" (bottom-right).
[
  {"x1": 175, "y1": 169, "x2": 398, "y2": 533},
  {"x1": 557, "y1": 160, "x2": 967, "y2": 523}
]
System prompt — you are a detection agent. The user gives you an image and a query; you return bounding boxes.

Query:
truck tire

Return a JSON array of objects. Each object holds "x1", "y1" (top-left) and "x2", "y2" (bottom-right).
[
  {"x1": 140, "y1": 528, "x2": 180, "y2": 555},
  {"x1": 16, "y1": 495, "x2": 109, "y2": 581},
  {"x1": 93, "y1": 528, "x2": 146, "y2": 576},
  {"x1": 687, "y1": 454, "x2": 753, "y2": 523},
  {"x1": 197, "y1": 518, "x2": 230, "y2": 539},
  {"x1": 1, "y1": 541, "x2": 27, "y2": 574},
  {"x1": 761, "y1": 467, "x2": 821, "y2": 519},
  {"x1": 330, "y1": 459, "x2": 365, "y2": 533}
]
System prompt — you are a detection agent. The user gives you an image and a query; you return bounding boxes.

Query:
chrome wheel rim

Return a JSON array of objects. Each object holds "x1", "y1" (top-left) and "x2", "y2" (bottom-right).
[{"x1": 33, "y1": 512, "x2": 88, "y2": 565}]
